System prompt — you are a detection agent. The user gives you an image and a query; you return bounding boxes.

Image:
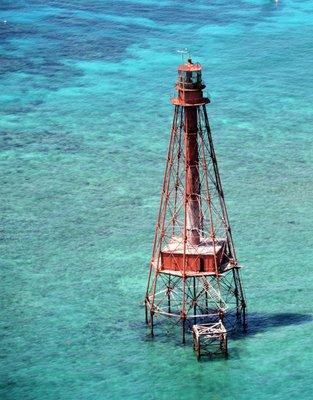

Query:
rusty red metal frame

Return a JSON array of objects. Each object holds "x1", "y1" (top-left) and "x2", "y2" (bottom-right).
[{"x1": 145, "y1": 60, "x2": 247, "y2": 342}]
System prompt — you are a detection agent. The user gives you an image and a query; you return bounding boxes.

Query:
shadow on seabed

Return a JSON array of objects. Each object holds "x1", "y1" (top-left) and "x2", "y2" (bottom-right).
[{"x1": 231, "y1": 312, "x2": 313, "y2": 340}]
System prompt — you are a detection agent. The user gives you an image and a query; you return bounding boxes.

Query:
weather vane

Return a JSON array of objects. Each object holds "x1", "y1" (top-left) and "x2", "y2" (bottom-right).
[{"x1": 177, "y1": 48, "x2": 189, "y2": 63}]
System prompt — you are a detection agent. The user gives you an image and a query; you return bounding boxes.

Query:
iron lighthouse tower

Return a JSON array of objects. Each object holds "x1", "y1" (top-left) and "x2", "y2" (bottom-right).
[{"x1": 145, "y1": 59, "x2": 247, "y2": 342}]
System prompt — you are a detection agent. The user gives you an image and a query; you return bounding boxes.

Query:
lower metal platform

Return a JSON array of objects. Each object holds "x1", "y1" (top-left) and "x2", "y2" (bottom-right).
[{"x1": 192, "y1": 321, "x2": 228, "y2": 360}]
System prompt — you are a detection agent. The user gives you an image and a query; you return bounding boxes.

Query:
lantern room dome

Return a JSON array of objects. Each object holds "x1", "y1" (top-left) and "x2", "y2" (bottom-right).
[{"x1": 178, "y1": 58, "x2": 202, "y2": 72}]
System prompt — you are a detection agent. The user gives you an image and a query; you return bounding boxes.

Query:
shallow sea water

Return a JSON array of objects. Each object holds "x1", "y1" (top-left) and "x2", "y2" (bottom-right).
[{"x1": 1, "y1": 0, "x2": 313, "y2": 399}]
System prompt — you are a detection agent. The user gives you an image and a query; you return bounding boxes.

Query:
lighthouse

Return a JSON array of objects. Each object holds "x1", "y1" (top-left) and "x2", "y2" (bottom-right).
[{"x1": 145, "y1": 59, "x2": 247, "y2": 343}]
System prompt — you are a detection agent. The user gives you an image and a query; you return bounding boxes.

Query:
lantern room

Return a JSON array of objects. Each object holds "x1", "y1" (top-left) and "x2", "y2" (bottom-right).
[
  {"x1": 172, "y1": 58, "x2": 209, "y2": 106},
  {"x1": 177, "y1": 59, "x2": 203, "y2": 89}
]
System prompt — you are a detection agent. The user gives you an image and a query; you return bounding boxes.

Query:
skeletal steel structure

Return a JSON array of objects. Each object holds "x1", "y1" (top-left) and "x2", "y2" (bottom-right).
[{"x1": 145, "y1": 59, "x2": 247, "y2": 342}]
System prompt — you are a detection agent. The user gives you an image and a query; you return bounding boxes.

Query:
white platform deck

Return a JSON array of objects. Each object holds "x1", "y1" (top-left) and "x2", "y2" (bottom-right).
[{"x1": 162, "y1": 236, "x2": 225, "y2": 255}]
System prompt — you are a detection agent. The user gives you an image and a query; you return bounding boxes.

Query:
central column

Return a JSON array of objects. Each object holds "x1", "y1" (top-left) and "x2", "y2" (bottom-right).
[{"x1": 185, "y1": 106, "x2": 201, "y2": 245}]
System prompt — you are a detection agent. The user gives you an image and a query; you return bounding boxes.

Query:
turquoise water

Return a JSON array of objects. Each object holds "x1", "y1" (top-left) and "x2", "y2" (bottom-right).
[{"x1": 1, "y1": 0, "x2": 313, "y2": 399}]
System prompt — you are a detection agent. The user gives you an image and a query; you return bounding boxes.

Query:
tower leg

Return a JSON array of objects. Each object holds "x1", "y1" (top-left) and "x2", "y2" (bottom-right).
[
  {"x1": 205, "y1": 290, "x2": 208, "y2": 313},
  {"x1": 235, "y1": 290, "x2": 240, "y2": 317},
  {"x1": 242, "y1": 303, "x2": 247, "y2": 332},
  {"x1": 167, "y1": 276, "x2": 171, "y2": 314},
  {"x1": 150, "y1": 311, "x2": 154, "y2": 337},
  {"x1": 193, "y1": 277, "x2": 197, "y2": 325},
  {"x1": 231, "y1": 268, "x2": 247, "y2": 331},
  {"x1": 145, "y1": 297, "x2": 149, "y2": 324}
]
